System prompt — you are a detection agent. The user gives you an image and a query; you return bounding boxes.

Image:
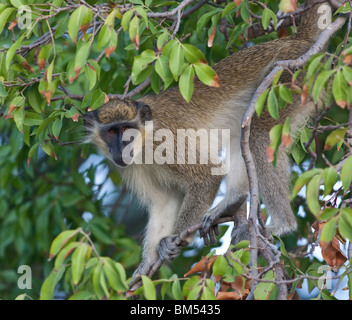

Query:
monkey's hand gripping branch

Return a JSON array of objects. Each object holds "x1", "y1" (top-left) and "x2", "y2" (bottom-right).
[{"x1": 127, "y1": 216, "x2": 234, "y2": 294}]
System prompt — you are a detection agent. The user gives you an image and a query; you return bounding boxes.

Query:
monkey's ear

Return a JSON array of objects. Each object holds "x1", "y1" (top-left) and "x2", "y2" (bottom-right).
[
  {"x1": 137, "y1": 102, "x2": 152, "y2": 123},
  {"x1": 83, "y1": 110, "x2": 98, "y2": 129}
]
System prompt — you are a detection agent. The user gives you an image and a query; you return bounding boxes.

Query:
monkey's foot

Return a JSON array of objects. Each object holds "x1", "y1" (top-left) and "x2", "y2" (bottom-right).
[
  {"x1": 201, "y1": 213, "x2": 221, "y2": 245},
  {"x1": 128, "y1": 275, "x2": 142, "y2": 294},
  {"x1": 158, "y1": 235, "x2": 187, "y2": 262},
  {"x1": 128, "y1": 261, "x2": 154, "y2": 293},
  {"x1": 199, "y1": 224, "x2": 219, "y2": 246}
]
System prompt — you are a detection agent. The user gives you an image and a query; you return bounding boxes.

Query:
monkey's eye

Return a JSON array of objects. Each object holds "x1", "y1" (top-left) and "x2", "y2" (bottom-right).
[
  {"x1": 122, "y1": 127, "x2": 132, "y2": 133},
  {"x1": 108, "y1": 128, "x2": 117, "y2": 135}
]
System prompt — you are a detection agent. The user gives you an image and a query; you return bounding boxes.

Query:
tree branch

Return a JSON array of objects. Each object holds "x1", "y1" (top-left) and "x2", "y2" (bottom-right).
[{"x1": 240, "y1": 13, "x2": 347, "y2": 300}]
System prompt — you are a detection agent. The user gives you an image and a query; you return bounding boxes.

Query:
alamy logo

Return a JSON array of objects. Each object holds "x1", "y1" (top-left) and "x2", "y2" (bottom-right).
[
  {"x1": 317, "y1": 4, "x2": 332, "y2": 30},
  {"x1": 317, "y1": 265, "x2": 333, "y2": 290},
  {"x1": 17, "y1": 5, "x2": 33, "y2": 30},
  {"x1": 17, "y1": 265, "x2": 32, "y2": 290},
  {"x1": 120, "y1": 121, "x2": 230, "y2": 175}
]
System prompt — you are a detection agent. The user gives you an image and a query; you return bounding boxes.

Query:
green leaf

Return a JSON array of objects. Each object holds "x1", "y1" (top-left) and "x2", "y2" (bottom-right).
[
  {"x1": 114, "y1": 262, "x2": 128, "y2": 289},
  {"x1": 41, "y1": 141, "x2": 56, "y2": 158},
  {"x1": 267, "y1": 88, "x2": 279, "y2": 120},
  {"x1": 312, "y1": 70, "x2": 334, "y2": 103},
  {"x1": 14, "y1": 107, "x2": 25, "y2": 133},
  {"x1": 121, "y1": 9, "x2": 134, "y2": 31},
  {"x1": 182, "y1": 276, "x2": 200, "y2": 299},
  {"x1": 281, "y1": 116, "x2": 291, "y2": 146},
  {"x1": 0, "y1": 8, "x2": 16, "y2": 34},
  {"x1": 68, "y1": 5, "x2": 90, "y2": 42},
  {"x1": 6, "y1": 34, "x2": 25, "y2": 71},
  {"x1": 306, "y1": 174, "x2": 322, "y2": 217},
  {"x1": 85, "y1": 64, "x2": 97, "y2": 90},
  {"x1": 255, "y1": 89, "x2": 269, "y2": 117},
  {"x1": 55, "y1": 12, "x2": 70, "y2": 38},
  {"x1": 324, "y1": 128, "x2": 347, "y2": 151},
  {"x1": 150, "y1": 71, "x2": 160, "y2": 94},
  {"x1": 187, "y1": 284, "x2": 202, "y2": 300},
  {"x1": 319, "y1": 208, "x2": 339, "y2": 221},
  {"x1": 23, "y1": 112, "x2": 43, "y2": 126},
  {"x1": 92, "y1": 263, "x2": 108, "y2": 299},
  {"x1": 262, "y1": 8, "x2": 271, "y2": 30},
  {"x1": 171, "y1": 278, "x2": 183, "y2": 300},
  {"x1": 213, "y1": 255, "x2": 229, "y2": 277},
  {"x1": 169, "y1": 43, "x2": 184, "y2": 80},
  {"x1": 342, "y1": 66, "x2": 352, "y2": 85},
  {"x1": 341, "y1": 156, "x2": 352, "y2": 191},
  {"x1": 75, "y1": 41, "x2": 91, "y2": 70},
  {"x1": 97, "y1": 24, "x2": 112, "y2": 50},
  {"x1": 335, "y1": 1, "x2": 351, "y2": 14},
  {"x1": 90, "y1": 89, "x2": 106, "y2": 110},
  {"x1": 269, "y1": 124, "x2": 283, "y2": 148},
  {"x1": 49, "y1": 229, "x2": 80, "y2": 260},
  {"x1": 338, "y1": 208, "x2": 352, "y2": 241},
  {"x1": 69, "y1": 291, "x2": 93, "y2": 300},
  {"x1": 71, "y1": 243, "x2": 91, "y2": 286},
  {"x1": 300, "y1": 127, "x2": 315, "y2": 152},
  {"x1": 332, "y1": 69, "x2": 348, "y2": 108},
  {"x1": 201, "y1": 286, "x2": 216, "y2": 300},
  {"x1": 54, "y1": 242, "x2": 80, "y2": 271},
  {"x1": 0, "y1": 82, "x2": 7, "y2": 98},
  {"x1": 179, "y1": 64, "x2": 194, "y2": 102},
  {"x1": 40, "y1": 265, "x2": 65, "y2": 300},
  {"x1": 10, "y1": 0, "x2": 24, "y2": 8},
  {"x1": 222, "y1": 2, "x2": 236, "y2": 18},
  {"x1": 162, "y1": 39, "x2": 177, "y2": 57},
  {"x1": 132, "y1": 49, "x2": 157, "y2": 77},
  {"x1": 279, "y1": 85, "x2": 293, "y2": 104},
  {"x1": 157, "y1": 31, "x2": 169, "y2": 51},
  {"x1": 197, "y1": 10, "x2": 220, "y2": 38},
  {"x1": 135, "y1": 6, "x2": 148, "y2": 28},
  {"x1": 28, "y1": 142, "x2": 40, "y2": 161},
  {"x1": 322, "y1": 167, "x2": 338, "y2": 197},
  {"x1": 291, "y1": 168, "x2": 323, "y2": 199},
  {"x1": 254, "y1": 270, "x2": 276, "y2": 300},
  {"x1": 306, "y1": 54, "x2": 323, "y2": 79},
  {"x1": 193, "y1": 62, "x2": 219, "y2": 87},
  {"x1": 52, "y1": 118, "x2": 63, "y2": 139},
  {"x1": 15, "y1": 294, "x2": 27, "y2": 300},
  {"x1": 141, "y1": 275, "x2": 156, "y2": 300},
  {"x1": 155, "y1": 56, "x2": 173, "y2": 89},
  {"x1": 320, "y1": 217, "x2": 337, "y2": 245},
  {"x1": 103, "y1": 258, "x2": 127, "y2": 292},
  {"x1": 182, "y1": 44, "x2": 206, "y2": 63},
  {"x1": 129, "y1": 15, "x2": 140, "y2": 49},
  {"x1": 46, "y1": 60, "x2": 54, "y2": 86},
  {"x1": 240, "y1": 2, "x2": 250, "y2": 22}
]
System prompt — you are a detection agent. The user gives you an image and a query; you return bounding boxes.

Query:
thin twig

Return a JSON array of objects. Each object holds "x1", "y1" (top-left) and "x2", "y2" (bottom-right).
[{"x1": 240, "y1": 13, "x2": 347, "y2": 300}]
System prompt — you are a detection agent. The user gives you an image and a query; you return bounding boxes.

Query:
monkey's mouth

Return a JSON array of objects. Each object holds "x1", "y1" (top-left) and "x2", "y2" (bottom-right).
[
  {"x1": 113, "y1": 159, "x2": 132, "y2": 168},
  {"x1": 112, "y1": 149, "x2": 134, "y2": 168}
]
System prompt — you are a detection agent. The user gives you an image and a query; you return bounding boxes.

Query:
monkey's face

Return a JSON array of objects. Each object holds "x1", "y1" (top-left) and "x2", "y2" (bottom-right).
[{"x1": 83, "y1": 100, "x2": 152, "y2": 168}]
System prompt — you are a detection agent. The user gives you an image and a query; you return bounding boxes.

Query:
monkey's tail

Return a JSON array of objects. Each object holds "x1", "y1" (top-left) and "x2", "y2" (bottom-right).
[{"x1": 293, "y1": 0, "x2": 331, "y2": 43}]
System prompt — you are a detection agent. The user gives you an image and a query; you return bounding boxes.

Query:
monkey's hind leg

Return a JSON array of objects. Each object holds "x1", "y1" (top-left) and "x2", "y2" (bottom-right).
[{"x1": 202, "y1": 139, "x2": 249, "y2": 244}]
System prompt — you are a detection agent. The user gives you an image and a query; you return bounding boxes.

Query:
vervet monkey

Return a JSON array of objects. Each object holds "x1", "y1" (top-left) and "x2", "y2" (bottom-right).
[{"x1": 83, "y1": 1, "x2": 332, "y2": 278}]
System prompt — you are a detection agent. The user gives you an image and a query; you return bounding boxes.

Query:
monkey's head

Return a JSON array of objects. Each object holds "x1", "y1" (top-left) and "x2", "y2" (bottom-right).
[{"x1": 83, "y1": 100, "x2": 152, "y2": 168}]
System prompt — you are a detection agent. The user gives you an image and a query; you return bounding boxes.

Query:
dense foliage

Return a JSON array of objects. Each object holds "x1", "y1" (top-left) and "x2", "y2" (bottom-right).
[{"x1": 0, "y1": 0, "x2": 352, "y2": 300}]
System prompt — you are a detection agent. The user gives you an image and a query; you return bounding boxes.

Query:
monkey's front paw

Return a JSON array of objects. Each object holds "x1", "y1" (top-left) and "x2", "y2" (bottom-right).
[
  {"x1": 158, "y1": 235, "x2": 186, "y2": 262},
  {"x1": 201, "y1": 213, "x2": 220, "y2": 245}
]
